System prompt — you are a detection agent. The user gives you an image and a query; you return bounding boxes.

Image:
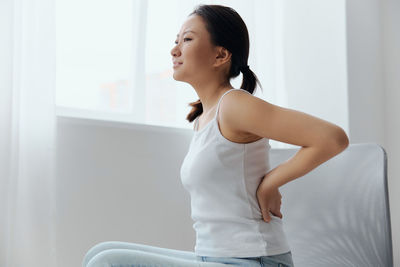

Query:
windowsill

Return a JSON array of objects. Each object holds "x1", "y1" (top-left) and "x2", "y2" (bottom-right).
[
  {"x1": 55, "y1": 106, "x2": 295, "y2": 148},
  {"x1": 56, "y1": 105, "x2": 193, "y2": 135}
]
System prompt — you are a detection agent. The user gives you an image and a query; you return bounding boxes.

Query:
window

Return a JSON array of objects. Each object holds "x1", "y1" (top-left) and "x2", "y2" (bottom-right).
[
  {"x1": 55, "y1": 0, "x2": 265, "y2": 131},
  {"x1": 56, "y1": 0, "x2": 347, "y2": 150},
  {"x1": 56, "y1": 0, "x2": 134, "y2": 113}
]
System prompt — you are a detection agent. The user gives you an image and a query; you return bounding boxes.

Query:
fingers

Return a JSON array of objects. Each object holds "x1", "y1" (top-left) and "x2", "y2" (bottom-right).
[
  {"x1": 264, "y1": 210, "x2": 284, "y2": 221},
  {"x1": 262, "y1": 209, "x2": 271, "y2": 223},
  {"x1": 256, "y1": 186, "x2": 284, "y2": 223},
  {"x1": 275, "y1": 210, "x2": 283, "y2": 219}
]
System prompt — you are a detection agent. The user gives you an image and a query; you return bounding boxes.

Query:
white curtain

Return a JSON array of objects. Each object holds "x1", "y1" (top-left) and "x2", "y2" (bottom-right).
[{"x1": 0, "y1": 0, "x2": 57, "y2": 266}]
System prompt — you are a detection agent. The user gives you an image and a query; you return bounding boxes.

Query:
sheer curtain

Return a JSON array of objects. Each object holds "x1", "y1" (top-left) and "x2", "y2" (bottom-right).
[{"x1": 0, "y1": 0, "x2": 57, "y2": 266}]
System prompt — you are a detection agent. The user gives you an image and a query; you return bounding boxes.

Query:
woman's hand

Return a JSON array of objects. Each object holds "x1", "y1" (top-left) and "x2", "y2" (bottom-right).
[{"x1": 256, "y1": 178, "x2": 283, "y2": 223}]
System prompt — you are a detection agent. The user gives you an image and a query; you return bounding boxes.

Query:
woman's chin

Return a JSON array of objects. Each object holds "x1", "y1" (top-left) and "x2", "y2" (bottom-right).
[
  {"x1": 172, "y1": 74, "x2": 180, "y2": 81},
  {"x1": 172, "y1": 73, "x2": 184, "y2": 82}
]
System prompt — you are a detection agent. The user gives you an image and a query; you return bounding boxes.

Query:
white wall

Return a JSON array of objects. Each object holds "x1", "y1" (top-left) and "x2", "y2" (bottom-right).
[
  {"x1": 282, "y1": 0, "x2": 349, "y2": 136},
  {"x1": 346, "y1": 0, "x2": 386, "y2": 144},
  {"x1": 56, "y1": 117, "x2": 196, "y2": 267}
]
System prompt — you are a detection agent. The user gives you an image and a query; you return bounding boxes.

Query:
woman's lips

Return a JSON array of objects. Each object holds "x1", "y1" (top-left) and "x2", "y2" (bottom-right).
[{"x1": 173, "y1": 62, "x2": 183, "y2": 68}]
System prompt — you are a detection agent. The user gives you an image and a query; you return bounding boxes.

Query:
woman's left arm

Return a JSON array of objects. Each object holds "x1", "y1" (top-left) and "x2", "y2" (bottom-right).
[
  {"x1": 218, "y1": 90, "x2": 349, "y2": 222},
  {"x1": 256, "y1": 144, "x2": 346, "y2": 222},
  {"x1": 219, "y1": 90, "x2": 349, "y2": 188}
]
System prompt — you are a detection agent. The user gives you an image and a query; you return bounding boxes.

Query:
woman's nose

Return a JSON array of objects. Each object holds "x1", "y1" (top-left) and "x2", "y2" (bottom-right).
[{"x1": 171, "y1": 46, "x2": 180, "y2": 57}]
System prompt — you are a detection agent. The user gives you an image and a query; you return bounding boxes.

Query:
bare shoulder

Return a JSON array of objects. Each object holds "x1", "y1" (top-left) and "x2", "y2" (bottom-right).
[
  {"x1": 219, "y1": 89, "x2": 349, "y2": 147},
  {"x1": 218, "y1": 90, "x2": 264, "y2": 141}
]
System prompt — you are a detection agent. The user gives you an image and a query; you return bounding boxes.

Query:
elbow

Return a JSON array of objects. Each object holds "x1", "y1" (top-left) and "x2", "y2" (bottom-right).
[{"x1": 330, "y1": 127, "x2": 349, "y2": 153}]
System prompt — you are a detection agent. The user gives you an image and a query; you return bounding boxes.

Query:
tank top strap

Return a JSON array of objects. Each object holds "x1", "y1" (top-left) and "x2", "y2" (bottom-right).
[
  {"x1": 194, "y1": 116, "x2": 199, "y2": 130},
  {"x1": 213, "y1": 88, "x2": 252, "y2": 120}
]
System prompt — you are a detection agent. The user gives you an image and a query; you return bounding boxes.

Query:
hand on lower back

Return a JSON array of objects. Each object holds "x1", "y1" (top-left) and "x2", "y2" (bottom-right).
[{"x1": 256, "y1": 179, "x2": 283, "y2": 223}]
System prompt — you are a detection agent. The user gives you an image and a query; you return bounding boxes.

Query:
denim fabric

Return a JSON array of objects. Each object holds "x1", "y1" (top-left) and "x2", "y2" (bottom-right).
[
  {"x1": 82, "y1": 241, "x2": 294, "y2": 267},
  {"x1": 197, "y1": 251, "x2": 294, "y2": 267}
]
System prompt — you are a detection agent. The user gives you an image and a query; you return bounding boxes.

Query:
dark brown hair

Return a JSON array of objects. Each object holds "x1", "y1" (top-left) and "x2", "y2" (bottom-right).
[{"x1": 185, "y1": 4, "x2": 263, "y2": 123}]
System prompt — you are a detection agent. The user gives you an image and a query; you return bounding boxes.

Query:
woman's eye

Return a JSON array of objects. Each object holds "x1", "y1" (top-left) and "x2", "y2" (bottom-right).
[{"x1": 174, "y1": 38, "x2": 191, "y2": 44}]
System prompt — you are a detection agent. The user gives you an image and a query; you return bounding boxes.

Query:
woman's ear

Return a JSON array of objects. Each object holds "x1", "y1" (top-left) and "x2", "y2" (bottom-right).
[{"x1": 214, "y1": 46, "x2": 232, "y2": 67}]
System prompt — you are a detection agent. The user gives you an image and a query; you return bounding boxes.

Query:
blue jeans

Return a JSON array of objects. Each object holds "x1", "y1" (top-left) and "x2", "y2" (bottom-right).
[{"x1": 82, "y1": 241, "x2": 294, "y2": 267}]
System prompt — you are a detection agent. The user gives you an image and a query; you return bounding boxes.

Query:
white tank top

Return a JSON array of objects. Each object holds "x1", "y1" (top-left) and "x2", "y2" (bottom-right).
[{"x1": 180, "y1": 88, "x2": 291, "y2": 257}]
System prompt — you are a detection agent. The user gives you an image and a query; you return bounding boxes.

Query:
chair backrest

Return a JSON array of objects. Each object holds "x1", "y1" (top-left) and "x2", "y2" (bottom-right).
[{"x1": 269, "y1": 143, "x2": 393, "y2": 267}]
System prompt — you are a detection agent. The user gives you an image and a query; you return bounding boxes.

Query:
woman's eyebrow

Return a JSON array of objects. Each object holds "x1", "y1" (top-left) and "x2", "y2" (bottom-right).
[{"x1": 176, "y1": 30, "x2": 196, "y2": 37}]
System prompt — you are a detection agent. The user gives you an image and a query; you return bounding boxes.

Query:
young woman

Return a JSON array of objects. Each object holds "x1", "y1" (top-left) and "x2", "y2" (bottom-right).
[{"x1": 82, "y1": 4, "x2": 349, "y2": 267}]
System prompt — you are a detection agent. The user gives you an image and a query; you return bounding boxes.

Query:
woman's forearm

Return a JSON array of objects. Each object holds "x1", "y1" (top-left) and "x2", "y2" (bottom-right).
[{"x1": 261, "y1": 144, "x2": 347, "y2": 189}]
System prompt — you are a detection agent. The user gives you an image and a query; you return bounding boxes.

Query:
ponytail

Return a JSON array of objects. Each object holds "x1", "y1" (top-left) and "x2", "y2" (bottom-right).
[
  {"x1": 239, "y1": 65, "x2": 263, "y2": 95},
  {"x1": 186, "y1": 99, "x2": 203, "y2": 123}
]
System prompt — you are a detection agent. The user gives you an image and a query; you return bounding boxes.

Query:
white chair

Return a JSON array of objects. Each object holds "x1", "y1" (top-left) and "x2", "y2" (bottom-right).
[{"x1": 270, "y1": 143, "x2": 393, "y2": 267}]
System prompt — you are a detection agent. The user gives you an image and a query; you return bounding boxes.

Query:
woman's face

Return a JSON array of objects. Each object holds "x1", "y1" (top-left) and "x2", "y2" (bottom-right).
[{"x1": 171, "y1": 15, "x2": 220, "y2": 84}]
